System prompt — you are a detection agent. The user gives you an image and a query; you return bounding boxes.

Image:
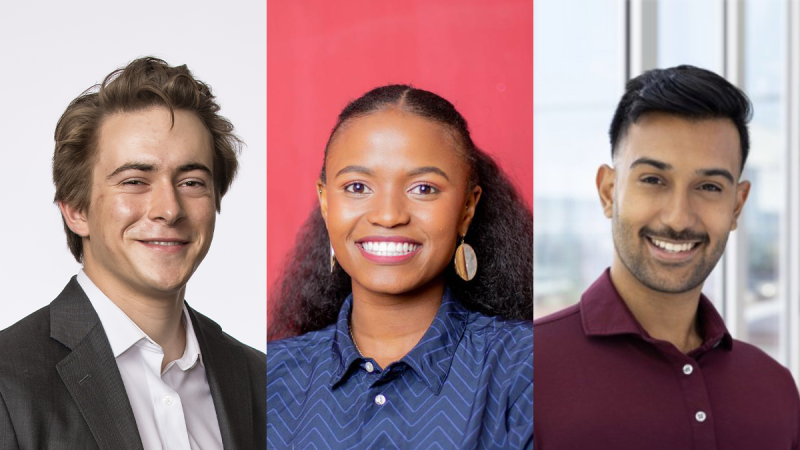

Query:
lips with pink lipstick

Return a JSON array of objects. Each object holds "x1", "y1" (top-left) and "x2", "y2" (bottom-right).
[{"x1": 356, "y1": 236, "x2": 421, "y2": 264}]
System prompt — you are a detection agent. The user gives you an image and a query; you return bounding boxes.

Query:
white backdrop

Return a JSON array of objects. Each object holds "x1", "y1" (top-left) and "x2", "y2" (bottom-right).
[{"x1": 0, "y1": 1, "x2": 266, "y2": 352}]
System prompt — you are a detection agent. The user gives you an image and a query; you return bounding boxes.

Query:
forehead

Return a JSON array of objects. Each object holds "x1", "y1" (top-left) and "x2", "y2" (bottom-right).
[
  {"x1": 326, "y1": 109, "x2": 467, "y2": 175},
  {"x1": 616, "y1": 113, "x2": 741, "y2": 176},
  {"x1": 95, "y1": 106, "x2": 213, "y2": 170}
]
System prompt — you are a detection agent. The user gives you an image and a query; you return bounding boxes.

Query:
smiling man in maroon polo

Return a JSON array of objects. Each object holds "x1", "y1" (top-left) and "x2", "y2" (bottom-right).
[{"x1": 534, "y1": 66, "x2": 800, "y2": 449}]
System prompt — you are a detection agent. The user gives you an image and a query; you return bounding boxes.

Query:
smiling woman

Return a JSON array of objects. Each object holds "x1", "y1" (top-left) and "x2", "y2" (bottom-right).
[{"x1": 267, "y1": 85, "x2": 533, "y2": 448}]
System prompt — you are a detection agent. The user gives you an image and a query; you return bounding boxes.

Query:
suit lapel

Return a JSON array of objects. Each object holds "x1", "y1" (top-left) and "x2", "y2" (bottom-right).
[
  {"x1": 51, "y1": 278, "x2": 144, "y2": 450},
  {"x1": 189, "y1": 307, "x2": 253, "y2": 450}
]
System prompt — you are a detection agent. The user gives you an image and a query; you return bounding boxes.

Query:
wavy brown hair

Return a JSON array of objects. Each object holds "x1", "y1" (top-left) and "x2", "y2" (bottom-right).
[
  {"x1": 53, "y1": 56, "x2": 242, "y2": 262},
  {"x1": 268, "y1": 85, "x2": 532, "y2": 341}
]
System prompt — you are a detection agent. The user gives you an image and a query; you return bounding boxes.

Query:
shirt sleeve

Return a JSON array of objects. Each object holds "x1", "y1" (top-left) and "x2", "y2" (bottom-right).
[
  {"x1": 507, "y1": 344, "x2": 533, "y2": 450},
  {"x1": 508, "y1": 377, "x2": 533, "y2": 449}
]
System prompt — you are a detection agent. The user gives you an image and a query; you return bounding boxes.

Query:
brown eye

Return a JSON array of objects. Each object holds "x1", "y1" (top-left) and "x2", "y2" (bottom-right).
[
  {"x1": 409, "y1": 184, "x2": 438, "y2": 195},
  {"x1": 641, "y1": 176, "x2": 663, "y2": 185},
  {"x1": 344, "y1": 182, "x2": 372, "y2": 194},
  {"x1": 700, "y1": 183, "x2": 722, "y2": 192}
]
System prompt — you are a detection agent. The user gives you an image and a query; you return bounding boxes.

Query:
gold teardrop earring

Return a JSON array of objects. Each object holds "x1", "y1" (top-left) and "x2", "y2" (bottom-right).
[
  {"x1": 330, "y1": 245, "x2": 337, "y2": 273},
  {"x1": 454, "y1": 235, "x2": 478, "y2": 281}
]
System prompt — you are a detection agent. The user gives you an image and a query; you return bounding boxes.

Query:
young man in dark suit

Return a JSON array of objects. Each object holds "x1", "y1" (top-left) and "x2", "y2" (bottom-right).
[{"x1": 0, "y1": 57, "x2": 265, "y2": 450}]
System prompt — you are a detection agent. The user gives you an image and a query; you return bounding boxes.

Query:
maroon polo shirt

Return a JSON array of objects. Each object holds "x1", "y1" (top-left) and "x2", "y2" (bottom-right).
[{"x1": 535, "y1": 269, "x2": 800, "y2": 449}]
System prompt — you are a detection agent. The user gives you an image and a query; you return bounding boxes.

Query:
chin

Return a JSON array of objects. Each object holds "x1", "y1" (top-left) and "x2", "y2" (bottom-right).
[
  {"x1": 361, "y1": 282, "x2": 413, "y2": 295},
  {"x1": 138, "y1": 271, "x2": 190, "y2": 294},
  {"x1": 356, "y1": 272, "x2": 440, "y2": 297}
]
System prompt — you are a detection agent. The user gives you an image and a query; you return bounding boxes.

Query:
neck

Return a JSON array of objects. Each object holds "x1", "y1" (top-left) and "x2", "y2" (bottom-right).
[
  {"x1": 350, "y1": 279, "x2": 444, "y2": 369},
  {"x1": 609, "y1": 259, "x2": 704, "y2": 354},
  {"x1": 83, "y1": 264, "x2": 187, "y2": 371}
]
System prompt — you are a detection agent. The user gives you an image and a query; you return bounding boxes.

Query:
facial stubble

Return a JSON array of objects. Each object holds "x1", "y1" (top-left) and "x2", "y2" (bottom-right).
[{"x1": 611, "y1": 201, "x2": 729, "y2": 294}]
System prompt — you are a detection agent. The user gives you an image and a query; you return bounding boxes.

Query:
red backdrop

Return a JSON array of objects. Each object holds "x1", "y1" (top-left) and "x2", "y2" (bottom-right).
[{"x1": 267, "y1": 0, "x2": 533, "y2": 317}]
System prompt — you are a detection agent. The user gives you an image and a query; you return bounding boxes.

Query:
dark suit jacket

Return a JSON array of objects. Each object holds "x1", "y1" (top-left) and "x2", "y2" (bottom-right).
[{"x1": 0, "y1": 277, "x2": 265, "y2": 450}]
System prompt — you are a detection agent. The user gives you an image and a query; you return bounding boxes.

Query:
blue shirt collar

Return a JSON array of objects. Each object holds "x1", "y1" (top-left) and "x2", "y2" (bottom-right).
[{"x1": 328, "y1": 287, "x2": 470, "y2": 394}]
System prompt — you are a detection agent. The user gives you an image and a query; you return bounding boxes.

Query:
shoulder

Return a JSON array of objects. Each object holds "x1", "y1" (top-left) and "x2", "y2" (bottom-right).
[
  {"x1": 462, "y1": 313, "x2": 533, "y2": 379},
  {"x1": 730, "y1": 339, "x2": 799, "y2": 389},
  {"x1": 463, "y1": 313, "x2": 533, "y2": 395},
  {"x1": 0, "y1": 304, "x2": 51, "y2": 346},
  {"x1": 188, "y1": 307, "x2": 265, "y2": 365},
  {"x1": 465, "y1": 312, "x2": 533, "y2": 352},
  {"x1": 267, "y1": 325, "x2": 336, "y2": 374},
  {"x1": 267, "y1": 325, "x2": 336, "y2": 355},
  {"x1": 0, "y1": 305, "x2": 60, "y2": 372},
  {"x1": 533, "y1": 302, "x2": 582, "y2": 339}
]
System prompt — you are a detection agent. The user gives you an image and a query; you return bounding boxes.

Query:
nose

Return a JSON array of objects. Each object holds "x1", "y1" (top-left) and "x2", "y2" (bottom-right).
[
  {"x1": 149, "y1": 182, "x2": 185, "y2": 225},
  {"x1": 660, "y1": 188, "x2": 697, "y2": 232},
  {"x1": 366, "y1": 189, "x2": 410, "y2": 228}
]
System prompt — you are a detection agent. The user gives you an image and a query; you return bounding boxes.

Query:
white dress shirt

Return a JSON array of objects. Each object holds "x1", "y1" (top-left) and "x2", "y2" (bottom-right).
[{"x1": 77, "y1": 270, "x2": 223, "y2": 450}]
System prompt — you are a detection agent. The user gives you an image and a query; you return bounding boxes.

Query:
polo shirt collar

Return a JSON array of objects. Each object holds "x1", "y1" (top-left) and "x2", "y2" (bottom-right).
[
  {"x1": 328, "y1": 287, "x2": 469, "y2": 394},
  {"x1": 581, "y1": 268, "x2": 732, "y2": 352}
]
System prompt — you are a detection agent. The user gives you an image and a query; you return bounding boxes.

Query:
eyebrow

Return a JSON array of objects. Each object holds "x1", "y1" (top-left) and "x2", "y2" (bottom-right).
[
  {"x1": 407, "y1": 166, "x2": 450, "y2": 181},
  {"x1": 176, "y1": 163, "x2": 213, "y2": 177},
  {"x1": 334, "y1": 165, "x2": 451, "y2": 181},
  {"x1": 335, "y1": 165, "x2": 373, "y2": 178},
  {"x1": 630, "y1": 157, "x2": 672, "y2": 171},
  {"x1": 630, "y1": 157, "x2": 735, "y2": 184},
  {"x1": 106, "y1": 162, "x2": 155, "y2": 179},
  {"x1": 697, "y1": 168, "x2": 735, "y2": 185},
  {"x1": 106, "y1": 161, "x2": 212, "y2": 180}
]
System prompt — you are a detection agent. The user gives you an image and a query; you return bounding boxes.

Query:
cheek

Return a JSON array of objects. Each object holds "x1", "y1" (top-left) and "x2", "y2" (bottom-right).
[
  {"x1": 616, "y1": 190, "x2": 659, "y2": 221},
  {"x1": 191, "y1": 199, "x2": 217, "y2": 229},
  {"x1": 702, "y1": 207, "x2": 736, "y2": 235},
  {"x1": 416, "y1": 201, "x2": 462, "y2": 248},
  {"x1": 325, "y1": 197, "x2": 362, "y2": 236},
  {"x1": 93, "y1": 194, "x2": 141, "y2": 230}
]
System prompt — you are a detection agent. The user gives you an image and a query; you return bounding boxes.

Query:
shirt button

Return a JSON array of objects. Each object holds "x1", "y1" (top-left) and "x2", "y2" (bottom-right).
[
  {"x1": 162, "y1": 395, "x2": 173, "y2": 405},
  {"x1": 682, "y1": 364, "x2": 693, "y2": 375},
  {"x1": 374, "y1": 394, "x2": 386, "y2": 406},
  {"x1": 695, "y1": 411, "x2": 707, "y2": 422},
  {"x1": 365, "y1": 362, "x2": 374, "y2": 373}
]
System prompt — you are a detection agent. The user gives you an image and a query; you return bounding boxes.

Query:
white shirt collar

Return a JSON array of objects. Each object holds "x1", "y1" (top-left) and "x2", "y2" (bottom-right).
[{"x1": 76, "y1": 269, "x2": 203, "y2": 372}]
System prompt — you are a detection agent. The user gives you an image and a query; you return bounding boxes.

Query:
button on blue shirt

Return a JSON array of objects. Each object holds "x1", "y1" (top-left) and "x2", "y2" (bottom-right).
[{"x1": 267, "y1": 288, "x2": 533, "y2": 449}]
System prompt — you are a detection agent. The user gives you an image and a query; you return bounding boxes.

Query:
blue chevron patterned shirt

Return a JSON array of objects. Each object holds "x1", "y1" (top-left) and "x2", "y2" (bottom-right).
[{"x1": 267, "y1": 288, "x2": 533, "y2": 449}]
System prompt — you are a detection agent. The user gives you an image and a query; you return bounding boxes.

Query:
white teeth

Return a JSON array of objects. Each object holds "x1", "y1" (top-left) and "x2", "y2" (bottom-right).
[
  {"x1": 148, "y1": 241, "x2": 183, "y2": 246},
  {"x1": 360, "y1": 241, "x2": 418, "y2": 256},
  {"x1": 650, "y1": 238, "x2": 695, "y2": 253}
]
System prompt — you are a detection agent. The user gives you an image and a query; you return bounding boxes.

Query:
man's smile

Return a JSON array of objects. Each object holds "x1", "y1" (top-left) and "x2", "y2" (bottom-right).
[
  {"x1": 643, "y1": 234, "x2": 705, "y2": 264},
  {"x1": 646, "y1": 237, "x2": 701, "y2": 253}
]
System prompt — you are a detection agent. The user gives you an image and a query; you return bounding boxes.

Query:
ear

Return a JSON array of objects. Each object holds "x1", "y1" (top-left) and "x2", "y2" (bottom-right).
[
  {"x1": 459, "y1": 185, "x2": 483, "y2": 236},
  {"x1": 58, "y1": 200, "x2": 90, "y2": 237},
  {"x1": 596, "y1": 164, "x2": 616, "y2": 219},
  {"x1": 730, "y1": 180, "x2": 751, "y2": 231},
  {"x1": 317, "y1": 180, "x2": 328, "y2": 228}
]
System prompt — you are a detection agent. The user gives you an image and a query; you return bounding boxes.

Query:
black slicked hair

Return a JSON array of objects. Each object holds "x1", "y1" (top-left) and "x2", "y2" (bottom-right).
[{"x1": 609, "y1": 65, "x2": 753, "y2": 171}]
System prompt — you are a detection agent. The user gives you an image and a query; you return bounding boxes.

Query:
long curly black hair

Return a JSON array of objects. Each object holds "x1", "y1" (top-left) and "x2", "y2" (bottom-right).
[{"x1": 268, "y1": 85, "x2": 532, "y2": 341}]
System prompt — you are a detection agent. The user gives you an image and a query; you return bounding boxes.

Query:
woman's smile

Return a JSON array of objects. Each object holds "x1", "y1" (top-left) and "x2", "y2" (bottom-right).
[
  {"x1": 356, "y1": 236, "x2": 422, "y2": 264},
  {"x1": 319, "y1": 108, "x2": 480, "y2": 296}
]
